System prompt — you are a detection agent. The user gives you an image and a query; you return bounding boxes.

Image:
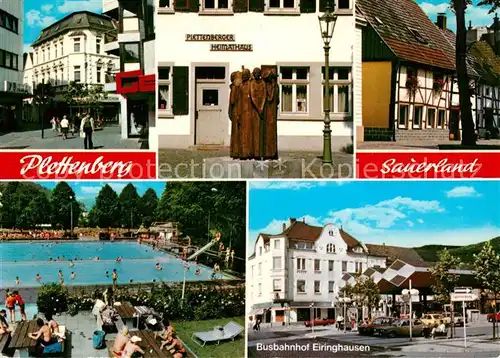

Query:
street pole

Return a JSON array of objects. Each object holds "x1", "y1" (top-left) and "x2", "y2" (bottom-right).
[
  {"x1": 70, "y1": 200, "x2": 73, "y2": 238},
  {"x1": 463, "y1": 301, "x2": 467, "y2": 348},
  {"x1": 41, "y1": 79, "x2": 45, "y2": 139},
  {"x1": 322, "y1": 40, "x2": 332, "y2": 164},
  {"x1": 409, "y1": 279, "x2": 413, "y2": 342}
]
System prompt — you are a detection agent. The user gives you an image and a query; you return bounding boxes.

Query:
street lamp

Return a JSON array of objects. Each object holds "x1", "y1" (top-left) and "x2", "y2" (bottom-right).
[
  {"x1": 402, "y1": 282, "x2": 419, "y2": 342},
  {"x1": 69, "y1": 195, "x2": 74, "y2": 238},
  {"x1": 338, "y1": 292, "x2": 351, "y2": 334},
  {"x1": 309, "y1": 302, "x2": 315, "y2": 334},
  {"x1": 318, "y1": 1, "x2": 337, "y2": 165}
]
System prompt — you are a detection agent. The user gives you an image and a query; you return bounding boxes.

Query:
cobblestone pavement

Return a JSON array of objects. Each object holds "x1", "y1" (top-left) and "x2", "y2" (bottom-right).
[
  {"x1": 357, "y1": 139, "x2": 500, "y2": 151},
  {"x1": 158, "y1": 149, "x2": 354, "y2": 178},
  {"x1": 0, "y1": 124, "x2": 141, "y2": 150}
]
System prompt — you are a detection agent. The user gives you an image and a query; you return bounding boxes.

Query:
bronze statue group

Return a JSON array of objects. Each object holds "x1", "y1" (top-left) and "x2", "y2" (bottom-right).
[{"x1": 228, "y1": 67, "x2": 279, "y2": 160}]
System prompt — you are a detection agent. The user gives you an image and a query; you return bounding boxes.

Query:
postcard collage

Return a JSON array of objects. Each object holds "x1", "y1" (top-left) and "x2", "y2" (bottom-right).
[{"x1": 0, "y1": 0, "x2": 499, "y2": 357}]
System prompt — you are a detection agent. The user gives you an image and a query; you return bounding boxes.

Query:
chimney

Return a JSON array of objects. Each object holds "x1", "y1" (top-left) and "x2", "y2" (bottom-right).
[
  {"x1": 282, "y1": 223, "x2": 286, "y2": 231},
  {"x1": 290, "y1": 218, "x2": 296, "y2": 225},
  {"x1": 436, "y1": 13, "x2": 447, "y2": 30}
]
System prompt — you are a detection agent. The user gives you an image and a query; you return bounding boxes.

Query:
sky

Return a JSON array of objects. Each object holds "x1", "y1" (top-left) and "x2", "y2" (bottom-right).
[
  {"x1": 23, "y1": 0, "x2": 103, "y2": 53},
  {"x1": 418, "y1": 0, "x2": 497, "y2": 32},
  {"x1": 249, "y1": 181, "x2": 500, "y2": 254},
  {"x1": 37, "y1": 181, "x2": 165, "y2": 210}
]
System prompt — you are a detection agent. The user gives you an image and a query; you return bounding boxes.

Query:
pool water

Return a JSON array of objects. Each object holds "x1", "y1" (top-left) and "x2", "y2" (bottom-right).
[{"x1": 0, "y1": 241, "x2": 228, "y2": 287}]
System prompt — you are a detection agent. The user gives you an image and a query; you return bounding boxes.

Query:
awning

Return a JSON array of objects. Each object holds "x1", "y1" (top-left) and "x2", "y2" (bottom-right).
[{"x1": 248, "y1": 308, "x2": 264, "y2": 315}]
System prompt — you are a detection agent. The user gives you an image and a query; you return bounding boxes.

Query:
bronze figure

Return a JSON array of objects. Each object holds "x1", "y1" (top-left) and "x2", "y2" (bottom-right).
[
  {"x1": 264, "y1": 69, "x2": 279, "y2": 159},
  {"x1": 238, "y1": 68, "x2": 253, "y2": 159},
  {"x1": 229, "y1": 71, "x2": 242, "y2": 158},
  {"x1": 250, "y1": 67, "x2": 266, "y2": 159}
]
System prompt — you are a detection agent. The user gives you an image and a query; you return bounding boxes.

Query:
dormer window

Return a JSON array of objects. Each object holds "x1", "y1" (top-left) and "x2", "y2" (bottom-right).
[
  {"x1": 326, "y1": 243, "x2": 336, "y2": 253},
  {"x1": 353, "y1": 247, "x2": 363, "y2": 253},
  {"x1": 408, "y1": 27, "x2": 428, "y2": 44}
]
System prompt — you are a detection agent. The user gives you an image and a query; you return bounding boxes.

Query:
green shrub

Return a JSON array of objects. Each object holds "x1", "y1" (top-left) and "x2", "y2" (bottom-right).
[{"x1": 37, "y1": 283, "x2": 69, "y2": 315}]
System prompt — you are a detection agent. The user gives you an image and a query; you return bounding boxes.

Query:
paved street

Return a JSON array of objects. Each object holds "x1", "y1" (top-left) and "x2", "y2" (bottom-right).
[
  {"x1": 0, "y1": 124, "x2": 141, "y2": 150},
  {"x1": 357, "y1": 139, "x2": 500, "y2": 151},
  {"x1": 248, "y1": 323, "x2": 500, "y2": 357},
  {"x1": 158, "y1": 149, "x2": 354, "y2": 178}
]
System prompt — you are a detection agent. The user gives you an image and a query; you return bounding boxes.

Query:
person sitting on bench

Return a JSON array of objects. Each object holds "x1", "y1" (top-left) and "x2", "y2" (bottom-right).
[
  {"x1": 431, "y1": 320, "x2": 447, "y2": 339},
  {"x1": 161, "y1": 333, "x2": 187, "y2": 358},
  {"x1": 28, "y1": 318, "x2": 57, "y2": 354},
  {"x1": 0, "y1": 309, "x2": 10, "y2": 334}
]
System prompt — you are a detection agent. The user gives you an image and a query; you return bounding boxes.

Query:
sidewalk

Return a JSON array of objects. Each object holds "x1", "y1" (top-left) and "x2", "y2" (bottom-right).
[
  {"x1": 357, "y1": 139, "x2": 500, "y2": 151},
  {"x1": 0, "y1": 124, "x2": 141, "y2": 150}
]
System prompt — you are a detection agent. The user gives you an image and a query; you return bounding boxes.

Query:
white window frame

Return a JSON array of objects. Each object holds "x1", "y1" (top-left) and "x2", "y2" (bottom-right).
[
  {"x1": 297, "y1": 280, "x2": 306, "y2": 294},
  {"x1": 296, "y1": 257, "x2": 306, "y2": 271},
  {"x1": 258, "y1": 262, "x2": 262, "y2": 275},
  {"x1": 279, "y1": 66, "x2": 310, "y2": 115},
  {"x1": 342, "y1": 260, "x2": 348, "y2": 273},
  {"x1": 314, "y1": 259, "x2": 321, "y2": 272},
  {"x1": 314, "y1": 281, "x2": 321, "y2": 294},
  {"x1": 265, "y1": 0, "x2": 299, "y2": 13},
  {"x1": 413, "y1": 105, "x2": 423, "y2": 129},
  {"x1": 74, "y1": 65, "x2": 81, "y2": 83},
  {"x1": 274, "y1": 239, "x2": 280, "y2": 250},
  {"x1": 60, "y1": 41, "x2": 64, "y2": 56},
  {"x1": 200, "y1": 0, "x2": 233, "y2": 13},
  {"x1": 73, "y1": 38, "x2": 81, "y2": 53},
  {"x1": 258, "y1": 283, "x2": 262, "y2": 297},
  {"x1": 54, "y1": 69, "x2": 58, "y2": 85},
  {"x1": 328, "y1": 281, "x2": 335, "y2": 293},
  {"x1": 399, "y1": 104, "x2": 409, "y2": 129},
  {"x1": 96, "y1": 66, "x2": 102, "y2": 84},
  {"x1": 326, "y1": 243, "x2": 336, "y2": 253},
  {"x1": 158, "y1": 66, "x2": 172, "y2": 117},
  {"x1": 158, "y1": 0, "x2": 174, "y2": 13},
  {"x1": 328, "y1": 260, "x2": 334, "y2": 272},
  {"x1": 355, "y1": 262, "x2": 363, "y2": 273},
  {"x1": 437, "y1": 109, "x2": 446, "y2": 129},
  {"x1": 322, "y1": 67, "x2": 352, "y2": 115},
  {"x1": 427, "y1": 108, "x2": 436, "y2": 129},
  {"x1": 273, "y1": 256, "x2": 282, "y2": 270},
  {"x1": 96, "y1": 38, "x2": 102, "y2": 54},
  {"x1": 273, "y1": 279, "x2": 282, "y2": 292}
]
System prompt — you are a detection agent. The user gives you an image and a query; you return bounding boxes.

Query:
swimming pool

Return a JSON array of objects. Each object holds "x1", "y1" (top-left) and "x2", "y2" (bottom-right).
[{"x1": 0, "y1": 241, "x2": 230, "y2": 287}]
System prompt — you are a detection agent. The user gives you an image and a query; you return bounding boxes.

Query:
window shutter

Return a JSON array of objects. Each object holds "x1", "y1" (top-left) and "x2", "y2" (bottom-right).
[
  {"x1": 189, "y1": 0, "x2": 200, "y2": 12},
  {"x1": 300, "y1": 0, "x2": 316, "y2": 13},
  {"x1": 249, "y1": 0, "x2": 264, "y2": 12},
  {"x1": 319, "y1": 0, "x2": 327, "y2": 12},
  {"x1": 233, "y1": 0, "x2": 248, "y2": 12},
  {"x1": 173, "y1": 66, "x2": 189, "y2": 116},
  {"x1": 174, "y1": 0, "x2": 190, "y2": 12}
]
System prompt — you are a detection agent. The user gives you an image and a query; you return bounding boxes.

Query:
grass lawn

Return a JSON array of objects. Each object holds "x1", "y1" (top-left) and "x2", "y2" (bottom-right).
[{"x1": 173, "y1": 316, "x2": 245, "y2": 358}]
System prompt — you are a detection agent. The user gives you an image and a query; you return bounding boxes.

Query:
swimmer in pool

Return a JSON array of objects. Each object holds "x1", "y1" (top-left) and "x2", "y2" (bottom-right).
[
  {"x1": 58, "y1": 270, "x2": 63, "y2": 279},
  {"x1": 195, "y1": 269, "x2": 200, "y2": 276},
  {"x1": 15, "y1": 277, "x2": 20, "y2": 285},
  {"x1": 49, "y1": 258, "x2": 52, "y2": 262},
  {"x1": 69, "y1": 260, "x2": 74, "y2": 267},
  {"x1": 36, "y1": 274, "x2": 42, "y2": 282},
  {"x1": 105, "y1": 271, "x2": 110, "y2": 278},
  {"x1": 155, "y1": 263, "x2": 163, "y2": 271},
  {"x1": 70, "y1": 272, "x2": 75, "y2": 280}
]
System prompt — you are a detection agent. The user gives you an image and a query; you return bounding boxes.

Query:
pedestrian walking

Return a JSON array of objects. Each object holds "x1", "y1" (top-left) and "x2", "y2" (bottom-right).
[
  {"x1": 80, "y1": 114, "x2": 95, "y2": 149},
  {"x1": 60, "y1": 115, "x2": 69, "y2": 139},
  {"x1": 50, "y1": 117, "x2": 56, "y2": 132}
]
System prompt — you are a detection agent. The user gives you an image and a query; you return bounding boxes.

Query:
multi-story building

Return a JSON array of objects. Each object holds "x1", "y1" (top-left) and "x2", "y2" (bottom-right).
[
  {"x1": 247, "y1": 219, "x2": 387, "y2": 323},
  {"x1": 103, "y1": 0, "x2": 155, "y2": 148},
  {"x1": 156, "y1": 0, "x2": 355, "y2": 152},
  {"x1": 23, "y1": 11, "x2": 120, "y2": 125},
  {"x1": 0, "y1": 0, "x2": 27, "y2": 132},
  {"x1": 357, "y1": 0, "x2": 464, "y2": 143}
]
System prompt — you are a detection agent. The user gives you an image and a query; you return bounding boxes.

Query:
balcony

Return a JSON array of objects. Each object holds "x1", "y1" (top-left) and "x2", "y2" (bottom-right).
[{"x1": 104, "y1": 33, "x2": 119, "y2": 55}]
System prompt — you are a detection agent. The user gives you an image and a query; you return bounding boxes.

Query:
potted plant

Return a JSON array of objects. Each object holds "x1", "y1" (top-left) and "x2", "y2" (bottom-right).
[
  {"x1": 405, "y1": 75, "x2": 419, "y2": 97},
  {"x1": 432, "y1": 79, "x2": 445, "y2": 96}
]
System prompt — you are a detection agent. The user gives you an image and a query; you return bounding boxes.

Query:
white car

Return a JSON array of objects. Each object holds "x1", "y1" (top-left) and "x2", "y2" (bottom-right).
[{"x1": 443, "y1": 312, "x2": 465, "y2": 326}]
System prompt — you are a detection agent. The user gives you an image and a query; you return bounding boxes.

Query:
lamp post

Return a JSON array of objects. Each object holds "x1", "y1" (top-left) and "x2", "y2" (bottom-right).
[
  {"x1": 309, "y1": 302, "x2": 315, "y2": 334},
  {"x1": 402, "y1": 280, "x2": 419, "y2": 342},
  {"x1": 318, "y1": 1, "x2": 337, "y2": 164},
  {"x1": 338, "y1": 291, "x2": 351, "y2": 334},
  {"x1": 69, "y1": 195, "x2": 74, "y2": 238}
]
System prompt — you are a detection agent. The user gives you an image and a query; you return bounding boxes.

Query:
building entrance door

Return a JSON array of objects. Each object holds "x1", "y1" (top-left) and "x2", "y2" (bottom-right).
[{"x1": 195, "y1": 66, "x2": 227, "y2": 145}]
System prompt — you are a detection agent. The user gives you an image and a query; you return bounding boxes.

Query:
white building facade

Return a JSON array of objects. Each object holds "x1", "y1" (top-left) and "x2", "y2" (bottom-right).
[
  {"x1": 156, "y1": 0, "x2": 355, "y2": 151},
  {"x1": 103, "y1": 0, "x2": 156, "y2": 148},
  {"x1": 247, "y1": 219, "x2": 386, "y2": 324},
  {"x1": 23, "y1": 11, "x2": 121, "y2": 126},
  {"x1": 0, "y1": 0, "x2": 26, "y2": 132}
]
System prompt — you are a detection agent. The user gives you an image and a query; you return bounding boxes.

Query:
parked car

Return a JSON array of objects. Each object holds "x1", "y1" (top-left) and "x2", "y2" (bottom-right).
[
  {"x1": 443, "y1": 312, "x2": 465, "y2": 326},
  {"x1": 358, "y1": 317, "x2": 395, "y2": 335},
  {"x1": 421, "y1": 313, "x2": 446, "y2": 327},
  {"x1": 374, "y1": 319, "x2": 431, "y2": 338},
  {"x1": 304, "y1": 318, "x2": 336, "y2": 327},
  {"x1": 487, "y1": 312, "x2": 500, "y2": 322}
]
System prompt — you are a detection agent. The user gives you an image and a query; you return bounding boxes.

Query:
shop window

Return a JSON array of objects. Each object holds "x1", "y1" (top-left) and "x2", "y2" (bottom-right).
[
  {"x1": 158, "y1": 66, "x2": 172, "y2": 116},
  {"x1": 280, "y1": 67, "x2": 309, "y2": 114},
  {"x1": 322, "y1": 67, "x2": 351, "y2": 115},
  {"x1": 399, "y1": 104, "x2": 408, "y2": 128},
  {"x1": 413, "y1": 106, "x2": 423, "y2": 128},
  {"x1": 427, "y1": 108, "x2": 436, "y2": 128}
]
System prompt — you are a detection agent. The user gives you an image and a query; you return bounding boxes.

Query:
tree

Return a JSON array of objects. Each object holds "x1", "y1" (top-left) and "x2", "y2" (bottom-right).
[
  {"x1": 50, "y1": 182, "x2": 80, "y2": 230},
  {"x1": 139, "y1": 188, "x2": 159, "y2": 227},
  {"x1": 23, "y1": 191, "x2": 51, "y2": 229},
  {"x1": 88, "y1": 184, "x2": 120, "y2": 228},
  {"x1": 338, "y1": 276, "x2": 381, "y2": 320},
  {"x1": 452, "y1": 0, "x2": 499, "y2": 145},
  {"x1": 473, "y1": 241, "x2": 500, "y2": 339},
  {"x1": 118, "y1": 183, "x2": 141, "y2": 229},
  {"x1": 430, "y1": 248, "x2": 462, "y2": 337},
  {"x1": 33, "y1": 82, "x2": 55, "y2": 106},
  {"x1": 87, "y1": 84, "x2": 108, "y2": 120},
  {"x1": 62, "y1": 82, "x2": 88, "y2": 116},
  {"x1": 0, "y1": 182, "x2": 21, "y2": 228}
]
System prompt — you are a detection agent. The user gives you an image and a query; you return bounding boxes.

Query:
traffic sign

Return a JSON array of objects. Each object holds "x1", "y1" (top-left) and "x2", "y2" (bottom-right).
[
  {"x1": 454, "y1": 287, "x2": 472, "y2": 294},
  {"x1": 451, "y1": 293, "x2": 478, "y2": 302}
]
